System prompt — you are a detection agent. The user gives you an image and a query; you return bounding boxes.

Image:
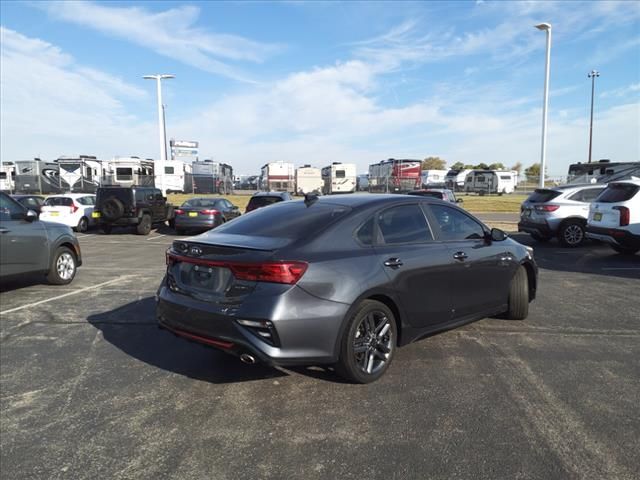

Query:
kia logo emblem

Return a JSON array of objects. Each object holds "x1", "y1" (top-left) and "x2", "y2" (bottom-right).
[{"x1": 190, "y1": 246, "x2": 203, "y2": 256}]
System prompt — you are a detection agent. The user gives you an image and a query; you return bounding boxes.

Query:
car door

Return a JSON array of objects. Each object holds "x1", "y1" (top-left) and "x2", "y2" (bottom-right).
[
  {"x1": 372, "y1": 203, "x2": 452, "y2": 328},
  {"x1": 425, "y1": 204, "x2": 516, "y2": 319},
  {"x1": 152, "y1": 189, "x2": 165, "y2": 221},
  {"x1": 0, "y1": 193, "x2": 49, "y2": 276},
  {"x1": 224, "y1": 200, "x2": 240, "y2": 219}
]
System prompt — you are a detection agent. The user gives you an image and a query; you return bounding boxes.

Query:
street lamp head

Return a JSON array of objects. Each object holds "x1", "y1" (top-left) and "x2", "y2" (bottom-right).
[
  {"x1": 143, "y1": 75, "x2": 157, "y2": 80},
  {"x1": 160, "y1": 74, "x2": 175, "y2": 80},
  {"x1": 143, "y1": 74, "x2": 175, "y2": 80},
  {"x1": 588, "y1": 70, "x2": 600, "y2": 78},
  {"x1": 535, "y1": 23, "x2": 552, "y2": 31}
]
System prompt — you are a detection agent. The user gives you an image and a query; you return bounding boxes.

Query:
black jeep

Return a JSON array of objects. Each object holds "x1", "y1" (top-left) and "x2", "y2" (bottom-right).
[{"x1": 93, "y1": 186, "x2": 175, "y2": 235}]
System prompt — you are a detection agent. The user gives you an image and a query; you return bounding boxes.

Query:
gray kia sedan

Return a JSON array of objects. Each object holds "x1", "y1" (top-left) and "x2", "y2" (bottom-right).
[
  {"x1": 157, "y1": 194, "x2": 537, "y2": 383},
  {"x1": 0, "y1": 192, "x2": 82, "y2": 285},
  {"x1": 174, "y1": 197, "x2": 241, "y2": 235}
]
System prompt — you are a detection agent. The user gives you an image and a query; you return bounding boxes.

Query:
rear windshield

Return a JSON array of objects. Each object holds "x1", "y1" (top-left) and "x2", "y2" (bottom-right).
[
  {"x1": 182, "y1": 198, "x2": 221, "y2": 208},
  {"x1": 247, "y1": 196, "x2": 283, "y2": 208},
  {"x1": 596, "y1": 184, "x2": 640, "y2": 203},
  {"x1": 527, "y1": 189, "x2": 561, "y2": 203},
  {"x1": 215, "y1": 201, "x2": 351, "y2": 239},
  {"x1": 419, "y1": 191, "x2": 444, "y2": 199},
  {"x1": 44, "y1": 197, "x2": 73, "y2": 206}
]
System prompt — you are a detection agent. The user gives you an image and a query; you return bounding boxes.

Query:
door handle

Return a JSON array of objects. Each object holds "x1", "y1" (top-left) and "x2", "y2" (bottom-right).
[
  {"x1": 383, "y1": 258, "x2": 403, "y2": 267},
  {"x1": 453, "y1": 251, "x2": 468, "y2": 261}
]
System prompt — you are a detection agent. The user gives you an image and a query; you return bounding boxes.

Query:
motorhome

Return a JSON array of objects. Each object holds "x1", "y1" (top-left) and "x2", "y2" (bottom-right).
[
  {"x1": 0, "y1": 162, "x2": 16, "y2": 192},
  {"x1": 420, "y1": 169, "x2": 448, "y2": 187},
  {"x1": 105, "y1": 157, "x2": 154, "y2": 188},
  {"x1": 321, "y1": 162, "x2": 357, "y2": 194},
  {"x1": 260, "y1": 162, "x2": 295, "y2": 192},
  {"x1": 192, "y1": 160, "x2": 233, "y2": 194},
  {"x1": 464, "y1": 170, "x2": 519, "y2": 194},
  {"x1": 295, "y1": 165, "x2": 323, "y2": 195},
  {"x1": 368, "y1": 159, "x2": 421, "y2": 193},
  {"x1": 56, "y1": 155, "x2": 105, "y2": 193},
  {"x1": 14, "y1": 159, "x2": 62, "y2": 194},
  {"x1": 445, "y1": 169, "x2": 473, "y2": 191},
  {"x1": 567, "y1": 160, "x2": 640, "y2": 184}
]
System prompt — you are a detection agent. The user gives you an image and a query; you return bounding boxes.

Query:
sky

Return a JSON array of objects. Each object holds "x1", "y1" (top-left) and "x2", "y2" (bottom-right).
[{"x1": 0, "y1": 1, "x2": 638, "y2": 176}]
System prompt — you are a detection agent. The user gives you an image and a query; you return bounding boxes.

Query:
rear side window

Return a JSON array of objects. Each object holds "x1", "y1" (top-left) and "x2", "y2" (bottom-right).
[
  {"x1": 596, "y1": 184, "x2": 639, "y2": 203},
  {"x1": 569, "y1": 188, "x2": 605, "y2": 202},
  {"x1": 527, "y1": 189, "x2": 561, "y2": 203},
  {"x1": 76, "y1": 196, "x2": 95, "y2": 205},
  {"x1": 356, "y1": 217, "x2": 374, "y2": 246},
  {"x1": 247, "y1": 196, "x2": 282, "y2": 209},
  {"x1": 430, "y1": 205, "x2": 485, "y2": 241},
  {"x1": 44, "y1": 197, "x2": 73, "y2": 207},
  {"x1": 377, "y1": 205, "x2": 432, "y2": 244},
  {"x1": 215, "y1": 201, "x2": 351, "y2": 239}
]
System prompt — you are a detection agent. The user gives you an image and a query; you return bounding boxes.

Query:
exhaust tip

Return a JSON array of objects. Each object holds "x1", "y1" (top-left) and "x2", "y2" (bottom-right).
[{"x1": 240, "y1": 353, "x2": 256, "y2": 365}]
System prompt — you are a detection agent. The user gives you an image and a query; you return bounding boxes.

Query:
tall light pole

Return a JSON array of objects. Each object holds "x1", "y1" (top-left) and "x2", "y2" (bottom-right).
[
  {"x1": 535, "y1": 23, "x2": 552, "y2": 188},
  {"x1": 143, "y1": 74, "x2": 174, "y2": 193},
  {"x1": 587, "y1": 70, "x2": 600, "y2": 164}
]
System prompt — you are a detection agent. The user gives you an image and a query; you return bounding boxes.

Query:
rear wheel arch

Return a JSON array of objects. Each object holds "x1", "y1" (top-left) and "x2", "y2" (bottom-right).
[{"x1": 521, "y1": 260, "x2": 537, "y2": 301}]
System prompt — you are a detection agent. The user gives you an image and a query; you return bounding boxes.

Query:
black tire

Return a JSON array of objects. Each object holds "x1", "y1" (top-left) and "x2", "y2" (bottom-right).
[
  {"x1": 136, "y1": 214, "x2": 152, "y2": 235},
  {"x1": 335, "y1": 300, "x2": 397, "y2": 384},
  {"x1": 558, "y1": 219, "x2": 585, "y2": 247},
  {"x1": 102, "y1": 197, "x2": 124, "y2": 221},
  {"x1": 46, "y1": 247, "x2": 77, "y2": 285},
  {"x1": 75, "y1": 216, "x2": 89, "y2": 233},
  {"x1": 611, "y1": 245, "x2": 639, "y2": 255},
  {"x1": 531, "y1": 232, "x2": 551, "y2": 242},
  {"x1": 101, "y1": 225, "x2": 112, "y2": 235},
  {"x1": 505, "y1": 266, "x2": 529, "y2": 320}
]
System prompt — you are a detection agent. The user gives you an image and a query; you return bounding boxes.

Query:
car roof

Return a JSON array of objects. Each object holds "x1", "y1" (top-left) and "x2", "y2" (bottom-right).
[
  {"x1": 44, "y1": 193, "x2": 95, "y2": 198},
  {"x1": 544, "y1": 183, "x2": 606, "y2": 192},
  {"x1": 252, "y1": 191, "x2": 290, "y2": 197},
  {"x1": 294, "y1": 193, "x2": 451, "y2": 210},
  {"x1": 609, "y1": 179, "x2": 640, "y2": 186},
  {"x1": 11, "y1": 194, "x2": 44, "y2": 199}
]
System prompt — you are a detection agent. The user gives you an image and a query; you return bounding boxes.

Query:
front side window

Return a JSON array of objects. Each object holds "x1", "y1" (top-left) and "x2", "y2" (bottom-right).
[
  {"x1": 44, "y1": 197, "x2": 73, "y2": 207},
  {"x1": 377, "y1": 204, "x2": 432, "y2": 245},
  {"x1": 430, "y1": 205, "x2": 485, "y2": 241},
  {"x1": 0, "y1": 193, "x2": 25, "y2": 221}
]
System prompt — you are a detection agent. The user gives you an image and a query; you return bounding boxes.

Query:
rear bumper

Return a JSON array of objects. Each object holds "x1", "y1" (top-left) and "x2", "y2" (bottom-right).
[
  {"x1": 518, "y1": 218, "x2": 553, "y2": 237},
  {"x1": 156, "y1": 280, "x2": 350, "y2": 366},
  {"x1": 586, "y1": 226, "x2": 640, "y2": 249},
  {"x1": 174, "y1": 216, "x2": 221, "y2": 230}
]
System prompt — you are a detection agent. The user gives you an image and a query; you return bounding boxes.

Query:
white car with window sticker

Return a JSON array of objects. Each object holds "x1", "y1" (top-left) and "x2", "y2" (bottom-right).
[
  {"x1": 39, "y1": 194, "x2": 96, "y2": 233},
  {"x1": 586, "y1": 179, "x2": 640, "y2": 255}
]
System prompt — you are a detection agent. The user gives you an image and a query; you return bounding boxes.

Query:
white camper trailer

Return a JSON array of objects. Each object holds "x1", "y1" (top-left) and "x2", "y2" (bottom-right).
[
  {"x1": 56, "y1": 156, "x2": 105, "y2": 193},
  {"x1": 107, "y1": 157, "x2": 154, "y2": 187},
  {"x1": 321, "y1": 163, "x2": 357, "y2": 194},
  {"x1": 464, "y1": 170, "x2": 519, "y2": 194},
  {"x1": 0, "y1": 162, "x2": 16, "y2": 192},
  {"x1": 157, "y1": 160, "x2": 190, "y2": 194},
  {"x1": 420, "y1": 169, "x2": 448, "y2": 187},
  {"x1": 445, "y1": 169, "x2": 473, "y2": 191},
  {"x1": 295, "y1": 165, "x2": 323, "y2": 195},
  {"x1": 260, "y1": 162, "x2": 295, "y2": 192}
]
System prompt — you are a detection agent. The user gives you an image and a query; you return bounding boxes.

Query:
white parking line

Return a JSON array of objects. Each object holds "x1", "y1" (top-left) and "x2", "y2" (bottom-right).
[
  {"x1": 77, "y1": 234, "x2": 97, "y2": 238},
  {"x1": 147, "y1": 234, "x2": 167, "y2": 241},
  {"x1": 0, "y1": 276, "x2": 134, "y2": 316}
]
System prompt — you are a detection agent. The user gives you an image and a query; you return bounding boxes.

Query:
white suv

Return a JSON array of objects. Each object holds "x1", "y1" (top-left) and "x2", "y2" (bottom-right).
[
  {"x1": 586, "y1": 179, "x2": 640, "y2": 255},
  {"x1": 39, "y1": 194, "x2": 96, "y2": 233}
]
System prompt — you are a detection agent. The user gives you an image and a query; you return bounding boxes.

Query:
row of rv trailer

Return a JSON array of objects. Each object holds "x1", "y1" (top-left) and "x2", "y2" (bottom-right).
[
  {"x1": 0, "y1": 156, "x2": 519, "y2": 196},
  {"x1": 5, "y1": 156, "x2": 633, "y2": 197}
]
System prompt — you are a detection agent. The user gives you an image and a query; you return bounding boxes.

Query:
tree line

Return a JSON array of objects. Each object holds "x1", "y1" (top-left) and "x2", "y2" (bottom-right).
[{"x1": 421, "y1": 156, "x2": 542, "y2": 181}]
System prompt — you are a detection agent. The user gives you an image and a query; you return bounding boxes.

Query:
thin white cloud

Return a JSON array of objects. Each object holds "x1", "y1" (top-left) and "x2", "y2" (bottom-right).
[
  {"x1": 600, "y1": 83, "x2": 640, "y2": 99},
  {"x1": 39, "y1": 1, "x2": 284, "y2": 82}
]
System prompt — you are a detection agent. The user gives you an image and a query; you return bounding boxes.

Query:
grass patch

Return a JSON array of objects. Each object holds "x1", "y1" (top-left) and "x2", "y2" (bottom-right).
[{"x1": 167, "y1": 192, "x2": 527, "y2": 214}]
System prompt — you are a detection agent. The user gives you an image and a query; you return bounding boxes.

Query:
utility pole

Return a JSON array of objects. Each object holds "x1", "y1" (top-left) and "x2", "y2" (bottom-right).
[
  {"x1": 535, "y1": 23, "x2": 552, "y2": 188},
  {"x1": 143, "y1": 74, "x2": 174, "y2": 194},
  {"x1": 587, "y1": 70, "x2": 600, "y2": 164}
]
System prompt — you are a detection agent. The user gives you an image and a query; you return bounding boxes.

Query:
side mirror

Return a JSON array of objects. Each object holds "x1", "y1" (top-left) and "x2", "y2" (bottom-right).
[
  {"x1": 490, "y1": 228, "x2": 508, "y2": 242},
  {"x1": 25, "y1": 209, "x2": 38, "y2": 222},
  {"x1": 456, "y1": 198, "x2": 464, "y2": 203}
]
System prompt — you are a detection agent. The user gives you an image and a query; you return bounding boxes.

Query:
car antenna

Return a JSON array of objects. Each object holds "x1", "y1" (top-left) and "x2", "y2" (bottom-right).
[{"x1": 304, "y1": 192, "x2": 318, "y2": 207}]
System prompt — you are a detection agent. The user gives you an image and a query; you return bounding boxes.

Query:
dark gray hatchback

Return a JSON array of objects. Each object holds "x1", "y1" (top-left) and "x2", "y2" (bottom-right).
[{"x1": 157, "y1": 194, "x2": 537, "y2": 383}]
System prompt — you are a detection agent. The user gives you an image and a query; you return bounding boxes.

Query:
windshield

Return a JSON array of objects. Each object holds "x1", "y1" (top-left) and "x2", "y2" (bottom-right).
[
  {"x1": 44, "y1": 197, "x2": 73, "y2": 206},
  {"x1": 527, "y1": 189, "x2": 561, "y2": 203}
]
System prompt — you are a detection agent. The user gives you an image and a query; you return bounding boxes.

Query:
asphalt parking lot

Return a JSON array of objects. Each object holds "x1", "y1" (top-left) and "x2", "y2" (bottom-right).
[{"x1": 1, "y1": 229, "x2": 639, "y2": 479}]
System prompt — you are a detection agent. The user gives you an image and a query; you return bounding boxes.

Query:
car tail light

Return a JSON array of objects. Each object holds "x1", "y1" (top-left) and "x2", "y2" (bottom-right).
[
  {"x1": 71, "y1": 203, "x2": 79, "y2": 213},
  {"x1": 613, "y1": 206, "x2": 630, "y2": 226},
  {"x1": 175, "y1": 209, "x2": 184, "y2": 215},
  {"x1": 534, "y1": 204, "x2": 560, "y2": 212},
  {"x1": 166, "y1": 252, "x2": 307, "y2": 285},
  {"x1": 200, "y1": 209, "x2": 219, "y2": 215}
]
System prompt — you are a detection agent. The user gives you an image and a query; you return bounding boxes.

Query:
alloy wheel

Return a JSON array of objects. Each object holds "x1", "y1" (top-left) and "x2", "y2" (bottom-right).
[
  {"x1": 563, "y1": 224, "x2": 584, "y2": 245},
  {"x1": 56, "y1": 252, "x2": 75, "y2": 280},
  {"x1": 352, "y1": 311, "x2": 393, "y2": 375}
]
